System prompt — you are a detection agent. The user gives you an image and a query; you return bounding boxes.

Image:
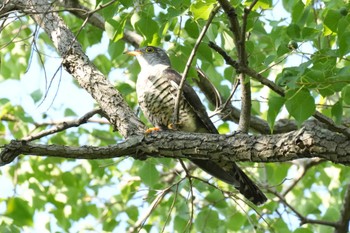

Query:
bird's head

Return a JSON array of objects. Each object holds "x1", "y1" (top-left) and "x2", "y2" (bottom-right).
[{"x1": 125, "y1": 46, "x2": 171, "y2": 69}]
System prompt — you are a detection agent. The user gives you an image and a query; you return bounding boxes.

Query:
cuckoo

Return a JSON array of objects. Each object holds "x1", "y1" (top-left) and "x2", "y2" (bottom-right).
[{"x1": 125, "y1": 46, "x2": 267, "y2": 205}]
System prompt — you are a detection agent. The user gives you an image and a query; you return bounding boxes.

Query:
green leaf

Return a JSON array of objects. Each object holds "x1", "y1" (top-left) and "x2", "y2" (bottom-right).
[
  {"x1": 190, "y1": 1, "x2": 214, "y2": 20},
  {"x1": 205, "y1": 189, "x2": 227, "y2": 208},
  {"x1": 222, "y1": 31, "x2": 235, "y2": 50},
  {"x1": 105, "y1": 16, "x2": 128, "y2": 42},
  {"x1": 331, "y1": 99, "x2": 343, "y2": 124},
  {"x1": 0, "y1": 223, "x2": 21, "y2": 233},
  {"x1": 103, "y1": 219, "x2": 119, "y2": 231},
  {"x1": 30, "y1": 89, "x2": 43, "y2": 103},
  {"x1": 322, "y1": 206, "x2": 340, "y2": 221},
  {"x1": 184, "y1": 20, "x2": 199, "y2": 39},
  {"x1": 338, "y1": 31, "x2": 350, "y2": 56},
  {"x1": 174, "y1": 215, "x2": 188, "y2": 232},
  {"x1": 293, "y1": 228, "x2": 314, "y2": 233},
  {"x1": 93, "y1": 55, "x2": 112, "y2": 75},
  {"x1": 285, "y1": 89, "x2": 315, "y2": 126},
  {"x1": 139, "y1": 162, "x2": 160, "y2": 187},
  {"x1": 245, "y1": 0, "x2": 272, "y2": 10},
  {"x1": 227, "y1": 212, "x2": 246, "y2": 231},
  {"x1": 64, "y1": 108, "x2": 77, "y2": 117},
  {"x1": 341, "y1": 84, "x2": 350, "y2": 105},
  {"x1": 291, "y1": 0, "x2": 306, "y2": 24},
  {"x1": 218, "y1": 122, "x2": 230, "y2": 134},
  {"x1": 273, "y1": 218, "x2": 290, "y2": 232},
  {"x1": 62, "y1": 171, "x2": 77, "y2": 187},
  {"x1": 267, "y1": 94, "x2": 285, "y2": 132},
  {"x1": 108, "y1": 41, "x2": 125, "y2": 61},
  {"x1": 287, "y1": 24, "x2": 301, "y2": 39},
  {"x1": 133, "y1": 14, "x2": 160, "y2": 45},
  {"x1": 301, "y1": 27, "x2": 319, "y2": 39},
  {"x1": 277, "y1": 43, "x2": 290, "y2": 57},
  {"x1": 324, "y1": 9, "x2": 342, "y2": 34},
  {"x1": 125, "y1": 205, "x2": 139, "y2": 222},
  {"x1": 117, "y1": 83, "x2": 135, "y2": 96},
  {"x1": 298, "y1": 199, "x2": 321, "y2": 215},
  {"x1": 195, "y1": 209, "x2": 219, "y2": 230},
  {"x1": 5, "y1": 198, "x2": 33, "y2": 227}
]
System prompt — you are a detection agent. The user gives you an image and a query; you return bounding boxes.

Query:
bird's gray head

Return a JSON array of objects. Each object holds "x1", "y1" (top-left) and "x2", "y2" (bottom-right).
[{"x1": 125, "y1": 46, "x2": 171, "y2": 69}]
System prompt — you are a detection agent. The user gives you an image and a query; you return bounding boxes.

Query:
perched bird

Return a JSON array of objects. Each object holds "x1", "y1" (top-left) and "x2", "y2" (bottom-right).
[{"x1": 125, "y1": 46, "x2": 267, "y2": 205}]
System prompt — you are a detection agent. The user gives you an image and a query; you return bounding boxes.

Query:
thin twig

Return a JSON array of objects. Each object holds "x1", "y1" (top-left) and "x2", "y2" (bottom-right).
[
  {"x1": 195, "y1": 68, "x2": 223, "y2": 110},
  {"x1": 127, "y1": 187, "x2": 172, "y2": 233},
  {"x1": 173, "y1": 5, "x2": 220, "y2": 125},
  {"x1": 217, "y1": 0, "x2": 242, "y2": 52},
  {"x1": 241, "y1": 0, "x2": 259, "y2": 44},
  {"x1": 22, "y1": 109, "x2": 103, "y2": 141},
  {"x1": 221, "y1": 78, "x2": 240, "y2": 111},
  {"x1": 269, "y1": 188, "x2": 339, "y2": 228},
  {"x1": 160, "y1": 182, "x2": 180, "y2": 233},
  {"x1": 281, "y1": 158, "x2": 323, "y2": 196},
  {"x1": 178, "y1": 159, "x2": 194, "y2": 232}
]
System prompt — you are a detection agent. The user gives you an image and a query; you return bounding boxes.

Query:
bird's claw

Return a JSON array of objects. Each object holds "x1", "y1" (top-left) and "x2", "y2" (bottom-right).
[
  {"x1": 168, "y1": 122, "x2": 182, "y2": 130},
  {"x1": 145, "y1": 127, "x2": 161, "y2": 134}
]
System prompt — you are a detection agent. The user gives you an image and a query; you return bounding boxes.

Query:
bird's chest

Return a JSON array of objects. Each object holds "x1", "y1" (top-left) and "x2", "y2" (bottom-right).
[{"x1": 136, "y1": 74, "x2": 197, "y2": 131}]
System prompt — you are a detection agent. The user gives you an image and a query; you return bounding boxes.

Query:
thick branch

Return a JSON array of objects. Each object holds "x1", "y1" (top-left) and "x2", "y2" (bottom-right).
[
  {"x1": 13, "y1": 0, "x2": 145, "y2": 137},
  {"x1": 1, "y1": 120, "x2": 350, "y2": 166},
  {"x1": 217, "y1": 0, "x2": 252, "y2": 132},
  {"x1": 335, "y1": 183, "x2": 350, "y2": 233},
  {"x1": 238, "y1": 73, "x2": 251, "y2": 132}
]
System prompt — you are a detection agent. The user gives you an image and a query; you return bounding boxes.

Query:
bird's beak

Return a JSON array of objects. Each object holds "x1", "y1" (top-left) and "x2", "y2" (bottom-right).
[{"x1": 124, "y1": 50, "x2": 142, "y2": 56}]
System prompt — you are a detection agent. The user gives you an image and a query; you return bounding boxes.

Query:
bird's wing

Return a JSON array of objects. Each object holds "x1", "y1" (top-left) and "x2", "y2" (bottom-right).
[
  {"x1": 163, "y1": 67, "x2": 218, "y2": 134},
  {"x1": 163, "y1": 68, "x2": 267, "y2": 205}
]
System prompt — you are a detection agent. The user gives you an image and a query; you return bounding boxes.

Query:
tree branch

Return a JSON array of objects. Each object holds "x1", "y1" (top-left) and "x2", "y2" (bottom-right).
[
  {"x1": 22, "y1": 108, "x2": 103, "y2": 141},
  {"x1": 335, "y1": 183, "x2": 350, "y2": 233},
  {"x1": 281, "y1": 158, "x2": 323, "y2": 196},
  {"x1": 173, "y1": 5, "x2": 220, "y2": 125},
  {"x1": 196, "y1": 69, "x2": 298, "y2": 134},
  {"x1": 127, "y1": 185, "x2": 173, "y2": 233},
  {"x1": 269, "y1": 189, "x2": 339, "y2": 228},
  {"x1": 217, "y1": 0, "x2": 253, "y2": 132},
  {"x1": 1, "y1": 119, "x2": 350, "y2": 166},
  {"x1": 238, "y1": 72, "x2": 251, "y2": 132},
  {"x1": 13, "y1": 0, "x2": 145, "y2": 137},
  {"x1": 208, "y1": 41, "x2": 350, "y2": 138}
]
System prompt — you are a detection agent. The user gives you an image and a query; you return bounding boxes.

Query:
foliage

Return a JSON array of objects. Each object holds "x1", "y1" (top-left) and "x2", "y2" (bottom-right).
[{"x1": 1, "y1": 0, "x2": 350, "y2": 232}]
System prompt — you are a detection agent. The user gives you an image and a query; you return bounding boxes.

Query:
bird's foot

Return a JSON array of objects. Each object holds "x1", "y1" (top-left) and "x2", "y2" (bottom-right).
[
  {"x1": 168, "y1": 122, "x2": 182, "y2": 130},
  {"x1": 145, "y1": 127, "x2": 161, "y2": 134}
]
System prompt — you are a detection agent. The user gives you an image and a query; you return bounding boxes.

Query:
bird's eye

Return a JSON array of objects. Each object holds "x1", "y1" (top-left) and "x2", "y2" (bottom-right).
[{"x1": 145, "y1": 47, "x2": 154, "y2": 53}]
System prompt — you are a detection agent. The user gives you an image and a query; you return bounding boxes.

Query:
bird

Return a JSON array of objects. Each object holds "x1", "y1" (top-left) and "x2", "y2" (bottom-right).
[{"x1": 125, "y1": 46, "x2": 267, "y2": 205}]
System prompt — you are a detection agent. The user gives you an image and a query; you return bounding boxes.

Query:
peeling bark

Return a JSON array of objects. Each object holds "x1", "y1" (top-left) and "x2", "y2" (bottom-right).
[
  {"x1": 4, "y1": 0, "x2": 145, "y2": 137},
  {"x1": 1, "y1": 120, "x2": 350, "y2": 166}
]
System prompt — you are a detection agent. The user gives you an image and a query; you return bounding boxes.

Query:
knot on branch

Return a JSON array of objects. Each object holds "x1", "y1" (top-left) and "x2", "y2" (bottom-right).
[{"x1": 0, "y1": 140, "x2": 24, "y2": 165}]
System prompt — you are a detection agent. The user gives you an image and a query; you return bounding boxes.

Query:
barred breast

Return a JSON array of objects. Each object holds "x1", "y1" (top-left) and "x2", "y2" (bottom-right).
[{"x1": 136, "y1": 72, "x2": 199, "y2": 132}]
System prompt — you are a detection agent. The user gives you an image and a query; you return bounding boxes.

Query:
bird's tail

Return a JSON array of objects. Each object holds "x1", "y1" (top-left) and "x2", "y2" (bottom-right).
[{"x1": 191, "y1": 159, "x2": 267, "y2": 205}]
